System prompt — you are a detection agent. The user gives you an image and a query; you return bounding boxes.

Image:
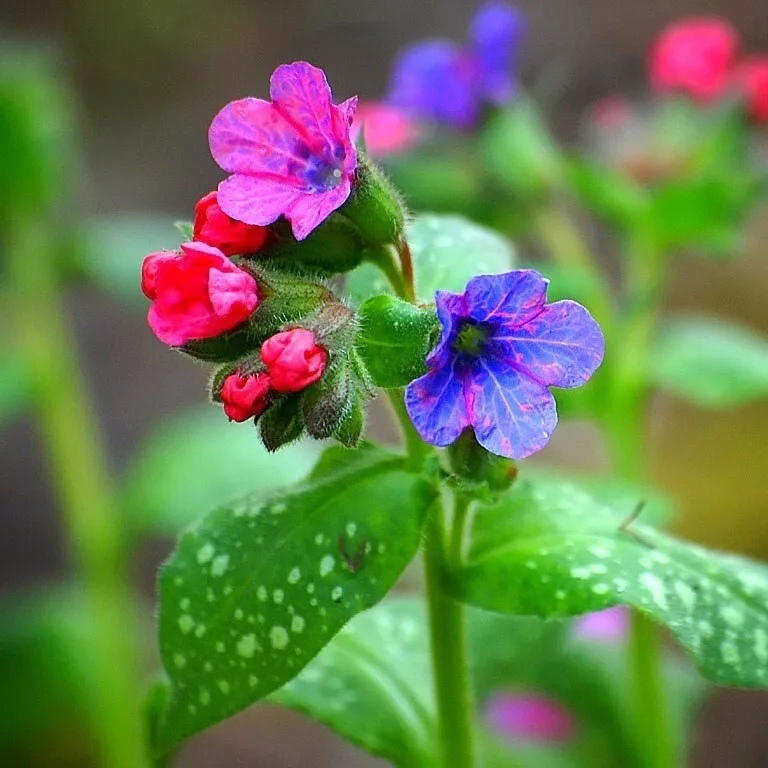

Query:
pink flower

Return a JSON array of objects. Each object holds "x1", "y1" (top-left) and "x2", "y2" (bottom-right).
[
  {"x1": 193, "y1": 191, "x2": 270, "y2": 256},
  {"x1": 220, "y1": 371, "x2": 271, "y2": 422},
  {"x1": 352, "y1": 101, "x2": 420, "y2": 157},
  {"x1": 574, "y1": 606, "x2": 629, "y2": 642},
  {"x1": 261, "y1": 329, "x2": 327, "y2": 392},
  {"x1": 143, "y1": 241, "x2": 259, "y2": 346},
  {"x1": 734, "y1": 58, "x2": 768, "y2": 124},
  {"x1": 649, "y1": 18, "x2": 739, "y2": 102},
  {"x1": 209, "y1": 62, "x2": 358, "y2": 241},
  {"x1": 485, "y1": 692, "x2": 576, "y2": 744}
]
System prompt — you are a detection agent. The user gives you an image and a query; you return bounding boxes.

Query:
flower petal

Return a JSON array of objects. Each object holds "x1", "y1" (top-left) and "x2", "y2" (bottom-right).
[
  {"x1": 284, "y1": 178, "x2": 352, "y2": 240},
  {"x1": 490, "y1": 300, "x2": 605, "y2": 388},
  {"x1": 469, "y1": 358, "x2": 557, "y2": 459},
  {"x1": 405, "y1": 357, "x2": 470, "y2": 447},
  {"x1": 387, "y1": 40, "x2": 479, "y2": 129},
  {"x1": 469, "y1": 1, "x2": 526, "y2": 104},
  {"x1": 427, "y1": 290, "x2": 466, "y2": 367},
  {"x1": 464, "y1": 270, "x2": 548, "y2": 325},
  {"x1": 216, "y1": 174, "x2": 303, "y2": 228}
]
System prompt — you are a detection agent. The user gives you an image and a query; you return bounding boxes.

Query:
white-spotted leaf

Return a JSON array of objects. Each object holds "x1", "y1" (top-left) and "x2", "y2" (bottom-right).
[
  {"x1": 448, "y1": 475, "x2": 768, "y2": 688},
  {"x1": 154, "y1": 446, "x2": 434, "y2": 752}
]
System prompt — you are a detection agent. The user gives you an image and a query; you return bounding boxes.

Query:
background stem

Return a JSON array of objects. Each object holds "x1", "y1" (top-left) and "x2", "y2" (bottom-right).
[{"x1": 7, "y1": 212, "x2": 150, "y2": 768}]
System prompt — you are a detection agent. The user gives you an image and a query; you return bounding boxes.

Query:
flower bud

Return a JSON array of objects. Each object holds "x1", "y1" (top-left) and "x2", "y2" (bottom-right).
[
  {"x1": 261, "y1": 329, "x2": 328, "y2": 393},
  {"x1": 220, "y1": 371, "x2": 271, "y2": 422},
  {"x1": 142, "y1": 241, "x2": 259, "y2": 347},
  {"x1": 193, "y1": 190, "x2": 270, "y2": 256},
  {"x1": 734, "y1": 58, "x2": 768, "y2": 125}
]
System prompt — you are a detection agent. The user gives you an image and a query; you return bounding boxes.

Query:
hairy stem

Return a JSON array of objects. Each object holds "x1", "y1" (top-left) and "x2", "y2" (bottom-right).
[
  {"x1": 396, "y1": 236, "x2": 417, "y2": 303},
  {"x1": 6, "y1": 212, "x2": 149, "y2": 768}
]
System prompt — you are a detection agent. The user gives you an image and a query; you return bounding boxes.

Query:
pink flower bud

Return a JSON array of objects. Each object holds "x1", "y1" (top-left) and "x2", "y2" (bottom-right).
[
  {"x1": 734, "y1": 58, "x2": 768, "y2": 125},
  {"x1": 141, "y1": 250, "x2": 177, "y2": 300},
  {"x1": 261, "y1": 329, "x2": 328, "y2": 393},
  {"x1": 143, "y1": 241, "x2": 259, "y2": 347},
  {"x1": 485, "y1": 691, "x2": 576, "y2": 744},
  {"x1": 193, "y1": 191, "x2": 270, "y2": 256},
  {"x1": 352, "y1": 101, "x2": 420, "y2": 158},
  {"x1": 649, "y1": 18, "x2": 738, "y2": 103},
  {"x1": 220, "y1": 371, "x2": 271, "y2": 422}
]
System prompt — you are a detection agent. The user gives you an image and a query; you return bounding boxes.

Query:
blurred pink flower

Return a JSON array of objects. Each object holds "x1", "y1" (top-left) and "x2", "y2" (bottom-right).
[
  {"x1": 649, "y1": 18, "x2": 739, "y2": 102},
  {"x1": 733, "y1": 58, "x2": 768, "y2": 125},
  {"x1": 574, "y1": 606, "x2": 629, "y2": 642},
  {"x1": 352, "y1": 101, "x2": 420, "y2": 157},
  {"x1": 209, "y1": 62, "x2": 358, "y2": 241},
  {"x1": 485, "y1": 691, "x2": 576, "y2": 744}
]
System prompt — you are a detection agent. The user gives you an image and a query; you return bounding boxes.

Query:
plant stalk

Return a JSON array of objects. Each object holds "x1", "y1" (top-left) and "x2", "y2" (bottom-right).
[{"x1": 6, "y1": 212, "x2": 150, "y2": 768}]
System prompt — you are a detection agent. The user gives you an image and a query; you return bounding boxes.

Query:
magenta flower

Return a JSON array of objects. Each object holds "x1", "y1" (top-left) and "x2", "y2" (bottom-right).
[
  {"x1": 485, "y1": 691, "x2": 577, "y2": 744},
  {"x1": 209, "y1": 62, "x2": 358, "y2": 241},
  {"x1": 405, "y1": 270, "x2": 604, "y2": 459},
  {"x1": 574, "y1": 606, "x2": 629, "y2": 642}
]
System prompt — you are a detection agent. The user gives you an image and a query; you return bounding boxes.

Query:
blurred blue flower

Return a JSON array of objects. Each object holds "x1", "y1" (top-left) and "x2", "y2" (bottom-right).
[
  {"x1": 386, "y1": 1, "x2": 525, "y2": 129},
  {"x1": 405, "y1": 270, "x2": 604, "y2": 459}
]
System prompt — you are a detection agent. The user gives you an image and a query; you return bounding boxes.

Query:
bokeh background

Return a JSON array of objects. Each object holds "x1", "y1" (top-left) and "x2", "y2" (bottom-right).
[{"x1": 1, "y1": 0, "x2": 767, "y2": 765}]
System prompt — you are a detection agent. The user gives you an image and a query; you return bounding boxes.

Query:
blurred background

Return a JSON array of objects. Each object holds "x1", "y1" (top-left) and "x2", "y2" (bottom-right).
[{"x1": 1, "y1": 0, "x2": 767, "y2": 765}]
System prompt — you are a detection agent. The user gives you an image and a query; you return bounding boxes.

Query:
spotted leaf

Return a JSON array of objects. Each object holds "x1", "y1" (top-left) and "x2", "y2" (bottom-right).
[
  {"x1": 447, "y1": 475, "x2": 768, "y2": 688},
  {"x1": 154, "y1": 445, "x2": 434, "y2": 753}
]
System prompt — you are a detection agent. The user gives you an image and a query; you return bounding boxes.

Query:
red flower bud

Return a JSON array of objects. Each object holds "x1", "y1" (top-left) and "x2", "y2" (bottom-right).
[
  {"x1": 193, "y1": 191, "x2": 270, "y2": 256},
  {"x1": 141, "y1": 250, "x2": 177, "y2": 300},
  {"x1": 649, "y1": 18, "x2": 738, "y2": 102},
  {"x1": 143, "y1": 241, "x2": 259, "y2": 346},
  {"x1": 220, "y1": 371, "x2": 271, "y2": 422},
  {"x1": 734, "y1": 58, "x2": 768, "y2": 125},
  {"x1": 261, "y1": 329, "x2": 328, "y2": 392}
]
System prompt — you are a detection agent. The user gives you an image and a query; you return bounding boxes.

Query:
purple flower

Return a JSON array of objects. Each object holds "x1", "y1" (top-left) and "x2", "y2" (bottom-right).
[
  {"x1": 386, "y1": 2, "x2": 525, "y2": 129},
  {"x1": 405, "y1": 270, "x2": 604, "y2": 459},
  {"x1": 209, "y1": 62, "x2": 358, "y2": 241},
  {"x1": 574, "y1": 606, "x2": 629, "y2": 642},
  {"x1": 485, "y1": 691, "x2": 577, "y2": 744}
]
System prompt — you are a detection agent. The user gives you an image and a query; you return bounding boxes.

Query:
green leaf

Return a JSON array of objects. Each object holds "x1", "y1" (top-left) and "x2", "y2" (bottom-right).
[
  {"x1": 0, "y1": 351, "x2": 30, "y2": 424},
  {"x1": 407, "y1": 213, "x2": 515, "y2": 301},
  {"x1": 356, "y1": 295, "x2": 439, "y2": 388},
  {"x1": 650, "y1": 315, "x2": 768, "y2": 408},
  {"x1": 448, "y1": 474, "x2": 768, "y2": 688},
  {"x1": 73, "y1": 214, "x2": 180, "y2": 305},
  {"x1": 347, "y1": 213, "x2": 515, "y2": 306},
  {"x1": 122, "y1": 406, "x2": 321, "y2": 536},
  {"x1": 271, "y1": 598, "x2": 436, "y2": 768},
  {"x1": 564, "y1": 157, "x2": 648, "y2": 230},
  {"x1": 154, "y1": 445, "x2": 434, "y2": 752}
]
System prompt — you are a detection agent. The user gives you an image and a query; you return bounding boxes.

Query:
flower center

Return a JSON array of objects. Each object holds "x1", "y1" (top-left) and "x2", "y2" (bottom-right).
[{"x1": 453, "y1": 321, "x2": 489, "y2": 356}]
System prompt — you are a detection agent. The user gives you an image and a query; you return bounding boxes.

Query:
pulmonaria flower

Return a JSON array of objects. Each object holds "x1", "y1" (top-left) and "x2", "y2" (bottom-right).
[
  {"x1": 209, "y1": 62, "x2": 358, "y2": 241},
  {"x1": 261, "y1": 329, "x2": 328, "y2": 392},
  {"x1": 193, "y1": 191, "x2": 270, "y2": 256},
  {"x1": 574, "y1": 606, "x2": 629, "y2": 642},
  {"x1": 733, "y1": 58, "x2": 768, "y2": 124},
  {"x1": 649, "y1": 18, "x2": 739, "y2": 102},
  {"x1": 405, "y1": 270, "x2": 604, "y2": 459},
  {"x1": 141, "y1": 242, "x2": 259, "y2": 346},
  {"x1": 220, "y1": 371, "x2": 271, "y2": 422},
  {"x1": 485, "y1": 692, "x2": 576, "y2": 744},
  {"x1": 387, "y1": 1, "x2": 525, "y2": 129},
  {"x1": 352, "y1": 101, "x2": 420, "y2": 157}
]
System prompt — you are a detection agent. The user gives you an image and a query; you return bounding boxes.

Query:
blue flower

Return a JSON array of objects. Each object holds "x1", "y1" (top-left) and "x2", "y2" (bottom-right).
[
  {"x1": 405, "y1": 270, "x2": 605, "y2": 459},
  {"x1": 386, "y1": 1, "x2": 525, "y2": 129}
]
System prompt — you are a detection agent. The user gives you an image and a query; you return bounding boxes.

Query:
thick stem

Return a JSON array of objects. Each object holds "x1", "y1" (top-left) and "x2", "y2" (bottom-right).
[
  {"x1": 6, "y1": 213, "x2": 149, "y2": 768},
  {"x1": 396, "y1": 237, "x2": 417, "y2": 303},
  {"x1": 423, "y1": 498, "x2": 476, "y2": 768}
]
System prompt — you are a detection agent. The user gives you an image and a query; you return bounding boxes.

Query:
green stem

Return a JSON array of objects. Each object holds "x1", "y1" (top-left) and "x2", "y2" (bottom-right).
[
  {"x1": 6, "y1": 212, "x2": 149, "y2": 768},
  {"x1": 423, "y1": 497, "x2": 476, "y2": 768},
  {"x1": 604, "y1": 234, "x2": 673, "y2": 768}
]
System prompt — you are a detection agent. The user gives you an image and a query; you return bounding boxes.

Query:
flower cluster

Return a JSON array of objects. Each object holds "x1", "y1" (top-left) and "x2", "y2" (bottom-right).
[
  {"x1": 353, "y1": 1, "x2": 524, "y2": 157},
  {"x1": 650, "y1": 17, "x2": 768, "y2": 123}
]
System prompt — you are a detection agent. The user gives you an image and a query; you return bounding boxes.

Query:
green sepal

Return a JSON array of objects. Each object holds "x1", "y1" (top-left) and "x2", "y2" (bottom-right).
[
  {"x1": 173, "y1": 220, "x2": 193, "y2": 241},
  {"x1": 258, "y1": 217, "x2": 364, "y2": 276},
  {"x1": 447, "y1": 429, "x2": 517, "y2": 496},
  {"x1": 332, "y1": 395, "x2": 365, "y2": 448},
  {"x1": 356, "y1": 294, "x2": 439, "y2": 388},
  {"x1": 301, "y1": 364, "x2": 355, "y2": 440},
  {"x1": 258, "y1": 395, "x2": 305, "y2": 452},
  {"x1": 339, "y1": 152, "x2": 405, "y2": 246},
  {"x1": 181, "y1": 325, "x2": 260, "y2": 363}
]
